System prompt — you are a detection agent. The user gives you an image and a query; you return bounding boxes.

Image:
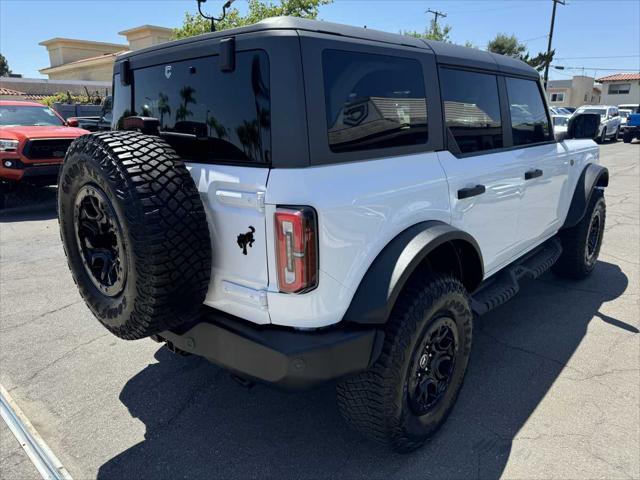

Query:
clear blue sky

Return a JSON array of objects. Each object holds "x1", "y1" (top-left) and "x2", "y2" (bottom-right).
[{"x1": 1, "y1": 0, "x2": 639, "y2": 80}]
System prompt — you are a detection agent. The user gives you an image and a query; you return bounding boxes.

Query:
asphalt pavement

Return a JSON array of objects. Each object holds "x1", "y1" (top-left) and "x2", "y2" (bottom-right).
[{"x1": 0, "y1": 141, "x2": 638, "y2": 480}]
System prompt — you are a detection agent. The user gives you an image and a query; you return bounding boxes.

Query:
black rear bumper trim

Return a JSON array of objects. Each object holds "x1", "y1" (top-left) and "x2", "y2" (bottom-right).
[{"x1": 158, "y1": 312, "x2": 383, "y2": 390}]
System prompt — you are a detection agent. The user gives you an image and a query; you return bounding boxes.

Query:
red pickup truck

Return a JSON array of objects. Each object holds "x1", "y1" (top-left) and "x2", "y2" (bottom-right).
[{"x1": 1, "y1": 100, "x2": 89, "y2": 208}]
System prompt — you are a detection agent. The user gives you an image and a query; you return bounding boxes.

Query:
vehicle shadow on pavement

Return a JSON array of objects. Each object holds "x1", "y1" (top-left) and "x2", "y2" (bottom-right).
[
  {"x1": 98, "y1": 261, "x2": 631, "y2": 480},
  {"x1": 0, "y1": 185, "x2": 57, "y2": 222}
]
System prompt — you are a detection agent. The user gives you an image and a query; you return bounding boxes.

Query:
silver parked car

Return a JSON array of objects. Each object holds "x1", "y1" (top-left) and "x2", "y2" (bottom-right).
[{"x1": 574, "y1": 105, "x2": 622, "y2": 143}]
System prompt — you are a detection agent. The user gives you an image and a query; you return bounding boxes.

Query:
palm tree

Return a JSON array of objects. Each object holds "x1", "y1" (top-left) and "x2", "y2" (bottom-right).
[
  {"x1": 207, "y1": 115, "x2": 228, "y2": 139},
  {"x1": 158, "y1": 92, "x2": 171, "y2": 128},
  {"x1": 176, "y1": 86, "x2": 196, "y2": 122}
]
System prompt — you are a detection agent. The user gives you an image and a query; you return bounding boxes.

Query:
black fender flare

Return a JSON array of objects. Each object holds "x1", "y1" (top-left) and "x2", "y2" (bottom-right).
[
  {"x1": 562, "y1": 163, "x2": 609, "y2": 229},
  {"x1": 342, "y1": 221, "x2": 483, "y2": 325}
]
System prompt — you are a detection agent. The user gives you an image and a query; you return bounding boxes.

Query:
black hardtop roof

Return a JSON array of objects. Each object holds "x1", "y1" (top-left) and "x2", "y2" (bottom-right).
[{"x1": 119, "y1": 16, "x2": 539, "y2": 79}]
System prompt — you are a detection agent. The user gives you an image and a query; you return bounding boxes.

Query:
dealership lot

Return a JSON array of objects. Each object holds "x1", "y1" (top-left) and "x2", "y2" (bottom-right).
[{"x1": 1, "y1": 141, "x2": 638, "y2": 480}]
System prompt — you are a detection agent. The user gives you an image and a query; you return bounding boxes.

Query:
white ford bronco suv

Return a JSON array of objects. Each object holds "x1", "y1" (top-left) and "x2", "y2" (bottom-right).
[{"x1": 58, "y1": 17, "x2": 608, "y2": 451}]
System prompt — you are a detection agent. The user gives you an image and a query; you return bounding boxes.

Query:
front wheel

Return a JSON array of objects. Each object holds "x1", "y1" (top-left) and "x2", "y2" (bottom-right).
[
  {"x1": 599, "y1": 127, "x2": 607, "y2": 144},
  {"x1": 337, "y1": 275, "x2": 472, "y2": 452},
  {"x1": 613, "y1": 127, "x2": 620, "y2": 142},
  {"x1": 553, "y1": 189, "x2": 606, "y2": 279}
]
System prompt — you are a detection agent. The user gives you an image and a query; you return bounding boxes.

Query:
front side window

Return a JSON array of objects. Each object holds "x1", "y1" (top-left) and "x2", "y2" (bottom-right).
[
  {"x1": 0, "y1": 105, "x2": 64, "y2": 127},
  {"x1": 322, "y1": 50, "x2": 427, "y2": 153},
  {"x1": 133, "y1": 50, "x2": 270, "y2": 163},
  {"x1": 505, "y1": 77, "x2": 552, "y2": 146},
  {"x1": 608, "y1": 83, "x2": 630, "y2": 95},
  {"x1": 440, "y1": 68, "x2": 503, "y2": 154}
]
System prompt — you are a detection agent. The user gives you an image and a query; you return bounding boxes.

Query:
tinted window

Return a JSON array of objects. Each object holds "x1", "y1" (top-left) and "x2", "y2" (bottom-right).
[
  {"x1": 112, "y1": 74, "x2": 132, "y2": 130},
  {"x1": 440, "y1": 68, "x2": 503, "y2": 154},
  {"x1": 133, "y1": 50, "x2": 270, "y2": 163},
  {"x1": 505, "y1": 77, "x2": 552, "y2": 146},
  {"x1": 322, "y1": 50, "x2": 427, "y2": 153}
]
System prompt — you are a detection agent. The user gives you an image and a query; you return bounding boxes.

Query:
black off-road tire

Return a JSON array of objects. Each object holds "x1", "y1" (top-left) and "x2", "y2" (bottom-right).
[
  {"x1": 58, "y1": 131, "x2": 211, "y2": 340},
  {"x1": 336, "y1": 274, "x2": 472, "y2": 452},
  {"x1": 623, "y1": 131, "x2": 633, "y2": 143},
  {"x1": 553, "y1": 189, "x2": 605, "y2": 280}
]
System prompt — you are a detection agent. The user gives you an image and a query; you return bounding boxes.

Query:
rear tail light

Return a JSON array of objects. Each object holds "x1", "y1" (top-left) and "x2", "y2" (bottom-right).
[{"x1": 274, "y1": 206, "x2": 318, "y2": 293}]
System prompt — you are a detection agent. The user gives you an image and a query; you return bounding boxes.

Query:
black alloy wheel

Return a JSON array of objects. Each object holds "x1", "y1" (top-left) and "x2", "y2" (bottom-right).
[
  {"x1": 73, "y1": 184, "x2": 127, "y2": 297},
  {"x1": 407, "y1": 316, "x2": 459, "y2": 416},
  {"x1": 585, "y1": 208, "x2": 602, "y2": 268}
]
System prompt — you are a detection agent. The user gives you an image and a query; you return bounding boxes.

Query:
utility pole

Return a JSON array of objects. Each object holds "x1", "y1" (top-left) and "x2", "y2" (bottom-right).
[
  {"x1": 426, "y1": 8, "x2": 447, "y2": 27},
  {"x1": 543, "y1": 0, "x2": 565, "y2": 88}
]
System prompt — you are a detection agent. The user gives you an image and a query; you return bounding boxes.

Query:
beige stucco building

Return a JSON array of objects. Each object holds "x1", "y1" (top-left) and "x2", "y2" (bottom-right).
[
  {"x1": 546, "y1": 75, "x2": 601, "y2": 109},
  {"x1": 597, "y1": 73, "x2": 640, "y2": 108},
  {"x1": 39, "y1": 25, "x2": 172, "y2": 82}
]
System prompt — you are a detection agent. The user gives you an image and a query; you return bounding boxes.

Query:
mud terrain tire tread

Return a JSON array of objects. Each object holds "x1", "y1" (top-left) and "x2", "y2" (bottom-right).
[
  {"x1": 336, "y1": 274, "x2": 472, "y2": 452},
  {"x1": 58, "y1": 131, "x2": 211, "y2": 340},
  {"x1": 553, "y1": 188, "x2": 605, "y2": 280}
]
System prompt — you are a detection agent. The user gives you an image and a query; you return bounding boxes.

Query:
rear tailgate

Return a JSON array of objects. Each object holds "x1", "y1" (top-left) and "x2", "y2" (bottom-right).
[{"x1": 189, "y1": 164, "x2": 271, "y2": 324}]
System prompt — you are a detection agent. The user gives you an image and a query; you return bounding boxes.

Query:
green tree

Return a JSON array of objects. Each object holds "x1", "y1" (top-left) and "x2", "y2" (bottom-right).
[
  {"x1": 174, "y1": 0, "x2": 332, "y2": 39},
  {"x1": 487, "y1": 33, "x2": 553, "y2": 72},
  {"x1": 403, "y1": 19, "x2": 452, "y2": 43},
  {"x1": 0, "y1": 53, "x2": 11, "y2": 76}
]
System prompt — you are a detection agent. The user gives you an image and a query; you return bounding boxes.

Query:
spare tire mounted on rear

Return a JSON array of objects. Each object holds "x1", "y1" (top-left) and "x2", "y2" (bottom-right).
[{"x1": 58, "y1": 131, "x2": 211, "y2": 340}]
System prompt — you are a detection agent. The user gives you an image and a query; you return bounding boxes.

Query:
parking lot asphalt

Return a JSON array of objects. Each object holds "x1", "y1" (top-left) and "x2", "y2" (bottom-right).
[{"x1": 1, "y1": 141, "x2": 638, "y2": 480}]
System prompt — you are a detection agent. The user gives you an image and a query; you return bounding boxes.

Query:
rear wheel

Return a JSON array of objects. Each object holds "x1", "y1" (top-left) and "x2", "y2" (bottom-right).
[
  {"x1": 337, "y1": 274, "x2": 472, "y2": 452},
  {"x1": 623, "y1": 131, "x2": 633, "y2": 143},
  {"x1": 58, "y1": 131, "x2": 212, "y2": 339},
  {"x1": 553, "y1": 189, "x2": 605, "y2": 279}
]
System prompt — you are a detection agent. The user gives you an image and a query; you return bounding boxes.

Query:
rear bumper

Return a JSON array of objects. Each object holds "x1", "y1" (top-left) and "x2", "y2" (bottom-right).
[{"x1": 156, "y1": 311, "x2": 383, "y2": 390}]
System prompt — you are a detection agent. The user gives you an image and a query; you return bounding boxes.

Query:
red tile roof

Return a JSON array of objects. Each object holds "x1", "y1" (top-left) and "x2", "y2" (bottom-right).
[
  {"x1": 596, "y1": 73, "x2": 640, "y2": 82},
  {"x1": 0, "y1": 86, "x2": 26, "y2": 96}
]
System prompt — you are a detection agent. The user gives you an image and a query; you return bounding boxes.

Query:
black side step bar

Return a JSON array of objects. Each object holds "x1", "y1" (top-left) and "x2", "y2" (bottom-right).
[{"x1": 471, "y1": 238, "x2": 562, "y2": 316}]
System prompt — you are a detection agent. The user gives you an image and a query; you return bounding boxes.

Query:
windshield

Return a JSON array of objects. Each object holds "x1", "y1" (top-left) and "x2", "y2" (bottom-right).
[
  {"x1": 0, "y1": 105, "x2": 64, "y2": 127},
  {"x1": 553, "y1": 116, "x2": 569, "y2": 127},
  {"x1": 577, "y1": 108, "x2": 607, "y2": 116}
]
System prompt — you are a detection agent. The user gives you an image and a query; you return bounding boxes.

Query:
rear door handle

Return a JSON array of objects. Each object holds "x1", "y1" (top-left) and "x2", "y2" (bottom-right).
[
  {"x1": 525, "y1": 169, "x2": 543, "y2": 180},
  {"x1": 457, "y1": 184, "x2": 486, "y2": 199}
]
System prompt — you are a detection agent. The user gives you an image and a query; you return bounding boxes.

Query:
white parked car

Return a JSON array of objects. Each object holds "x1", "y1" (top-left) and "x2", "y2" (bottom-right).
[
  {"x1": 552, "y1": 114, "x2": 571, "y2": 134},
  {"x1": 56, "y1": 17, "x2": 609, "y2": 452},
  {"x1": 574, "y1": 105, "x2": 622, "y2": 143}
]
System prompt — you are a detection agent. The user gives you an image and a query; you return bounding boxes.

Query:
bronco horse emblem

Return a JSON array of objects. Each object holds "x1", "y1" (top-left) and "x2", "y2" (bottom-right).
[{"x1": 237, "y1": 226, "x2": 256, "y2": 255}]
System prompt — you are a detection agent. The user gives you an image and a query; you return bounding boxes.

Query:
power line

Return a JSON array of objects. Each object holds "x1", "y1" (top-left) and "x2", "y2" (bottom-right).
[{"x1": 555, "y1": 55, "x2": 640, "y2": 60}]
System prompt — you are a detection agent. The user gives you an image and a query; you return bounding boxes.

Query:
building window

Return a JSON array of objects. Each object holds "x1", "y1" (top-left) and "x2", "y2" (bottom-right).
[
  {"x1": 550, "y1": 92, "x2": 565, "y2": 102},
  {"x1": 608, "y1": 83, "x2": 631, "y2": 95},
  {"x1": 584, "y1": 93, "x2": 588, "y2": 101}
]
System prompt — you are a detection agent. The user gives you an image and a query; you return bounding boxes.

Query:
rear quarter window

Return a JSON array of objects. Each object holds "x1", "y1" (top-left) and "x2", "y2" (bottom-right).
[
  {"x1": 132, "y1": 50, "x2": 270, "y2": 164},
  {"x1": 322, "y1": 50, "x2": 428, "y2": 153}
]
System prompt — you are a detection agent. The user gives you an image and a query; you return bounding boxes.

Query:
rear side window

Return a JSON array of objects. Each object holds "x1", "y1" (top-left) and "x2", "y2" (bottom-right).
[
  {"x1": 505, "y1": 77, "x2": 552, "y2": 146},
  {"x1": 133, "y1": 50, "x2": 270, "y2": 164},
  {"x1": 440, "y1": 68, "x2": 503, "y2": 154},
  {"x1": 322, "y1": 50, "x2": 427, "y2": 153}
]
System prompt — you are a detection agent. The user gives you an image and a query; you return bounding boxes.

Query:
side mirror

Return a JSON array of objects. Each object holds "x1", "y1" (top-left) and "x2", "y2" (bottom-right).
[
  {"x1": 567, "y1": 113, "x2": 600, "y2": 140},
  {"x1": 66, "y1": 118, "x2": 79, "y2": 128}
]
